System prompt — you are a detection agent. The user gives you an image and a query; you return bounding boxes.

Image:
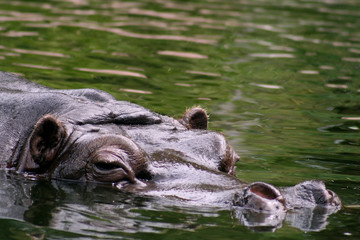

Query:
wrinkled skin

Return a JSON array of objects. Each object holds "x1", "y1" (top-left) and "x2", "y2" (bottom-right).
[{"x1": 0, "y1": 71, "x2": 341, "y2": 229}]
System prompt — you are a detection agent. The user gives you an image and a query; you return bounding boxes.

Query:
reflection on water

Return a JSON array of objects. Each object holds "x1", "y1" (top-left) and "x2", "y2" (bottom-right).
[
  {"x1": 298, "y1": 70, "x2": 319, "y2": 75},
  {"x1": 342, "y1": 57, "x2": 360, "y2": 62},
  {"x1": 1, "y1": 31, "x2": 39, "y2": 37},
  {"x1": 249, "y1": 53, "x2": 295, "y2": 58},
  {"x1": 63, "y1": 22, "x2": 217, "y2": 44},
  {"x1": 250, "y1": 83, "x2": 283, "y2": 90},
  {"x1": 0, "y1": 0, "x2": 360, "y2": 239},
  {"x1": 10, "y1": 48, "x2": 70, "y2": 58},
  {"x1": 325, "y1": 84, "x2": 348, "y2": 89},
  {"x1": 0, "y1": 171, "x2": 341, "y2": 238},
  {"x1": 75, "y1": 67, "x2": 147, "y2": 78},
  {"x1": 157, "y1": 50, "x2": 208, "y2": 59},
  {"x1": 185, "y1": 70, "x2": 221, "y2": 77},
  {"x1": 119, "y1": 88, "x2": 152, "y2": 94},
  {"x1": 12, "y1": 63, "x2": 62, "y2": 71}
]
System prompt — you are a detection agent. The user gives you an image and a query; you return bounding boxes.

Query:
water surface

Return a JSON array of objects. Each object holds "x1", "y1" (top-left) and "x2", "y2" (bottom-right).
[{"x1": 0, "y1": 0, "x2": 359, "y2": 239}]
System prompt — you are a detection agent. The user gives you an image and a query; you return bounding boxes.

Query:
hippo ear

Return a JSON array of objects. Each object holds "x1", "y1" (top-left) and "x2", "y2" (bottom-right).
[
  {"x1": 29, "y1": 115, "x2": 66, "y2": 168},
  {"x1": 180, "y1": 107, "x2": 208, "y2": 130}
]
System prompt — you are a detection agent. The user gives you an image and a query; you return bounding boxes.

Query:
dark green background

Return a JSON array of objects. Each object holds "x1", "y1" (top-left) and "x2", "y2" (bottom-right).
[{"x1": 0, "y1": 0, "x2": 359, "y2": 239}]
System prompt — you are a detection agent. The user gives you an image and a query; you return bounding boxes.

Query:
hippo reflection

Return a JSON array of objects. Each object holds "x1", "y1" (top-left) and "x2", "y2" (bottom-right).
[
  {"x1": 0, "y1": 71, "x2": 340, "y2": 230},
  {"x1": 0, "y1": 171, "x2": 341, "y2": 233}
]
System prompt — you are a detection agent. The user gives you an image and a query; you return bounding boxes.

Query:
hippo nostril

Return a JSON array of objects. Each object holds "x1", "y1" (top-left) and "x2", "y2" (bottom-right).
[
  {"x1": 327, "y1": 190, "x2": 342, "y2": 206},
  {"x1": 234, "y1": 182, "x2": 286, "y2": 213},
  {"x1": 250, "y1": 184, "x2": 278, "y2": 200},
  {"x1": 328, "y1": 190, "x2": 333, "y2": 197}
]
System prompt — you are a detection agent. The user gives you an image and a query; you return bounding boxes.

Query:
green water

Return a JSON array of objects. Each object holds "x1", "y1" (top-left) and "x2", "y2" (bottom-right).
[{"x1": 0, "y1": 0, "x2": 359, "y2": 239}]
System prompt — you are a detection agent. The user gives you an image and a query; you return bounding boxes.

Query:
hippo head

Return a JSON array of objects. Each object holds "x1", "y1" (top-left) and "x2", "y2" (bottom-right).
[
  {"x1": 13, "y1": 103, "x2": 340, "y2": 217},
  {"x1": 16, "y1": 114, "x2": 147, "y2": 183},
  {"x1": 16, "y1": 107, "x2": 239, "y2": 185}
]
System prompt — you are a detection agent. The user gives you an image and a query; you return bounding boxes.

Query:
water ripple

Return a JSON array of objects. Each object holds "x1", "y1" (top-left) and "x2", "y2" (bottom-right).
[
  {"x1": 74, "y1": 67, "x2": 147, "y2": 78},
  {"x1": 12, "y1": 63, "x2": 61, "y2": 70},
  {"x1": 298, "y1": 70, "x2": 319, "y2": 75},
  {"x1": 185, "y1": 70, "x2": 221, "y2": 77},
  {"x1": 10, "y1": 48, "x2": 70, "y2": 58},
  {"x1": 249, "y1": 53, "x2": 295, "y2": 58},
  {"x1": 2, "y1": 31, "x2": 39, "y2": 37},
  {"x1": 65, "y1": 23, "x2": 216, "y2": 44},
  {"x1": 250, "y1": 83, "x2": 283, "y2": 89},
  {"x1": 119, "y1": 88, "x2": 152, "y2": 94},
  {"x1": 342, "y1": 57, "x2": 360, "y2": 62},
  {"x1": 158, "y1": 51, "x2": 208, "y2": 59},
  {"x1": 127, "y1": 8, "x2": 215, "y2": 24},
  {"x1": 325, "y1": 84, "x2": 348, "y2": 89}
]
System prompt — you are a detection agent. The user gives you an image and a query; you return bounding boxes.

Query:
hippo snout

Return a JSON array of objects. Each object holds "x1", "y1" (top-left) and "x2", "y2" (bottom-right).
[
  {"x1": 281, "y1": 180, "x2": 342, "y2": 209},
  {"x1": 325, "y1": 189, "x2": 341, "y2": 207},
  {"x1": 233, "y1": 180, "x2": 341, "y2": 213},
  {"x1": 233, "y1": 182, "x2": 286, "y2": 213}
]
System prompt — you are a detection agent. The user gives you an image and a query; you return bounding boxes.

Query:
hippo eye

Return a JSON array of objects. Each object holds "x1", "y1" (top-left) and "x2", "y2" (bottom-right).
[
  {"x1": 87, "y1": 136, "x2": 147, "y2": 184},
  {"x1": 89, "y1": 146, "x2": 136, "y2": 183},
  {"x1": 94, "y1": 161, "x2": 123, "y2": 171},
  {"x1": 93, "y1": 148, "x2": 130, "y2": 173}
]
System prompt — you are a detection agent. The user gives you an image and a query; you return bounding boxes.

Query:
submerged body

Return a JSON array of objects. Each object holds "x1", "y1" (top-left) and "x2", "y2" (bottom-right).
[{"x1": 0, "y1": 71, "x2": 340, "y2": 230}]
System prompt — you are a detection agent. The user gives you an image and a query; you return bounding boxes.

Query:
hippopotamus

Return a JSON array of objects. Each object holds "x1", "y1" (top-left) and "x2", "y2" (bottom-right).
[{"x1": 0, "y1": 71, "x2": 340, "y2": 226}]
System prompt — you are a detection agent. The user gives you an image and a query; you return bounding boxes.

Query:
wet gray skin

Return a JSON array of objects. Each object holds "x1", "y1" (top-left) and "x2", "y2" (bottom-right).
[{"x1": 0, "y1": 71, "x2": 341, "y2": 227}]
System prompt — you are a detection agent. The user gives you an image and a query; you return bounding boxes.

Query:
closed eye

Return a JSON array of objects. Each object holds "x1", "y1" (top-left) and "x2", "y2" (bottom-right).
[{"x1": 94, "y1": 161, "x2": 122, "y2": 171}]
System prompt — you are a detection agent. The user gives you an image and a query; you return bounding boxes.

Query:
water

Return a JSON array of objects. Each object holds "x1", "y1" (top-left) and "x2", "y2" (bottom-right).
[{"x1": 0, "y1": 0, "x2": 359, "y2": 239}]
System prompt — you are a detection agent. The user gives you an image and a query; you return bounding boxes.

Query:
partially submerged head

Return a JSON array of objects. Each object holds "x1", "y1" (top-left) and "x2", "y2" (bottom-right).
[
  {"x1": 15, "y1": 106, "x2": 239, "y2": 185},
  {"x1": 13, "y1": 104, "x2": 340, "y2": 216},
  {"x1": 17, "y1": 114, "x2": 148, "y2": 183}
]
